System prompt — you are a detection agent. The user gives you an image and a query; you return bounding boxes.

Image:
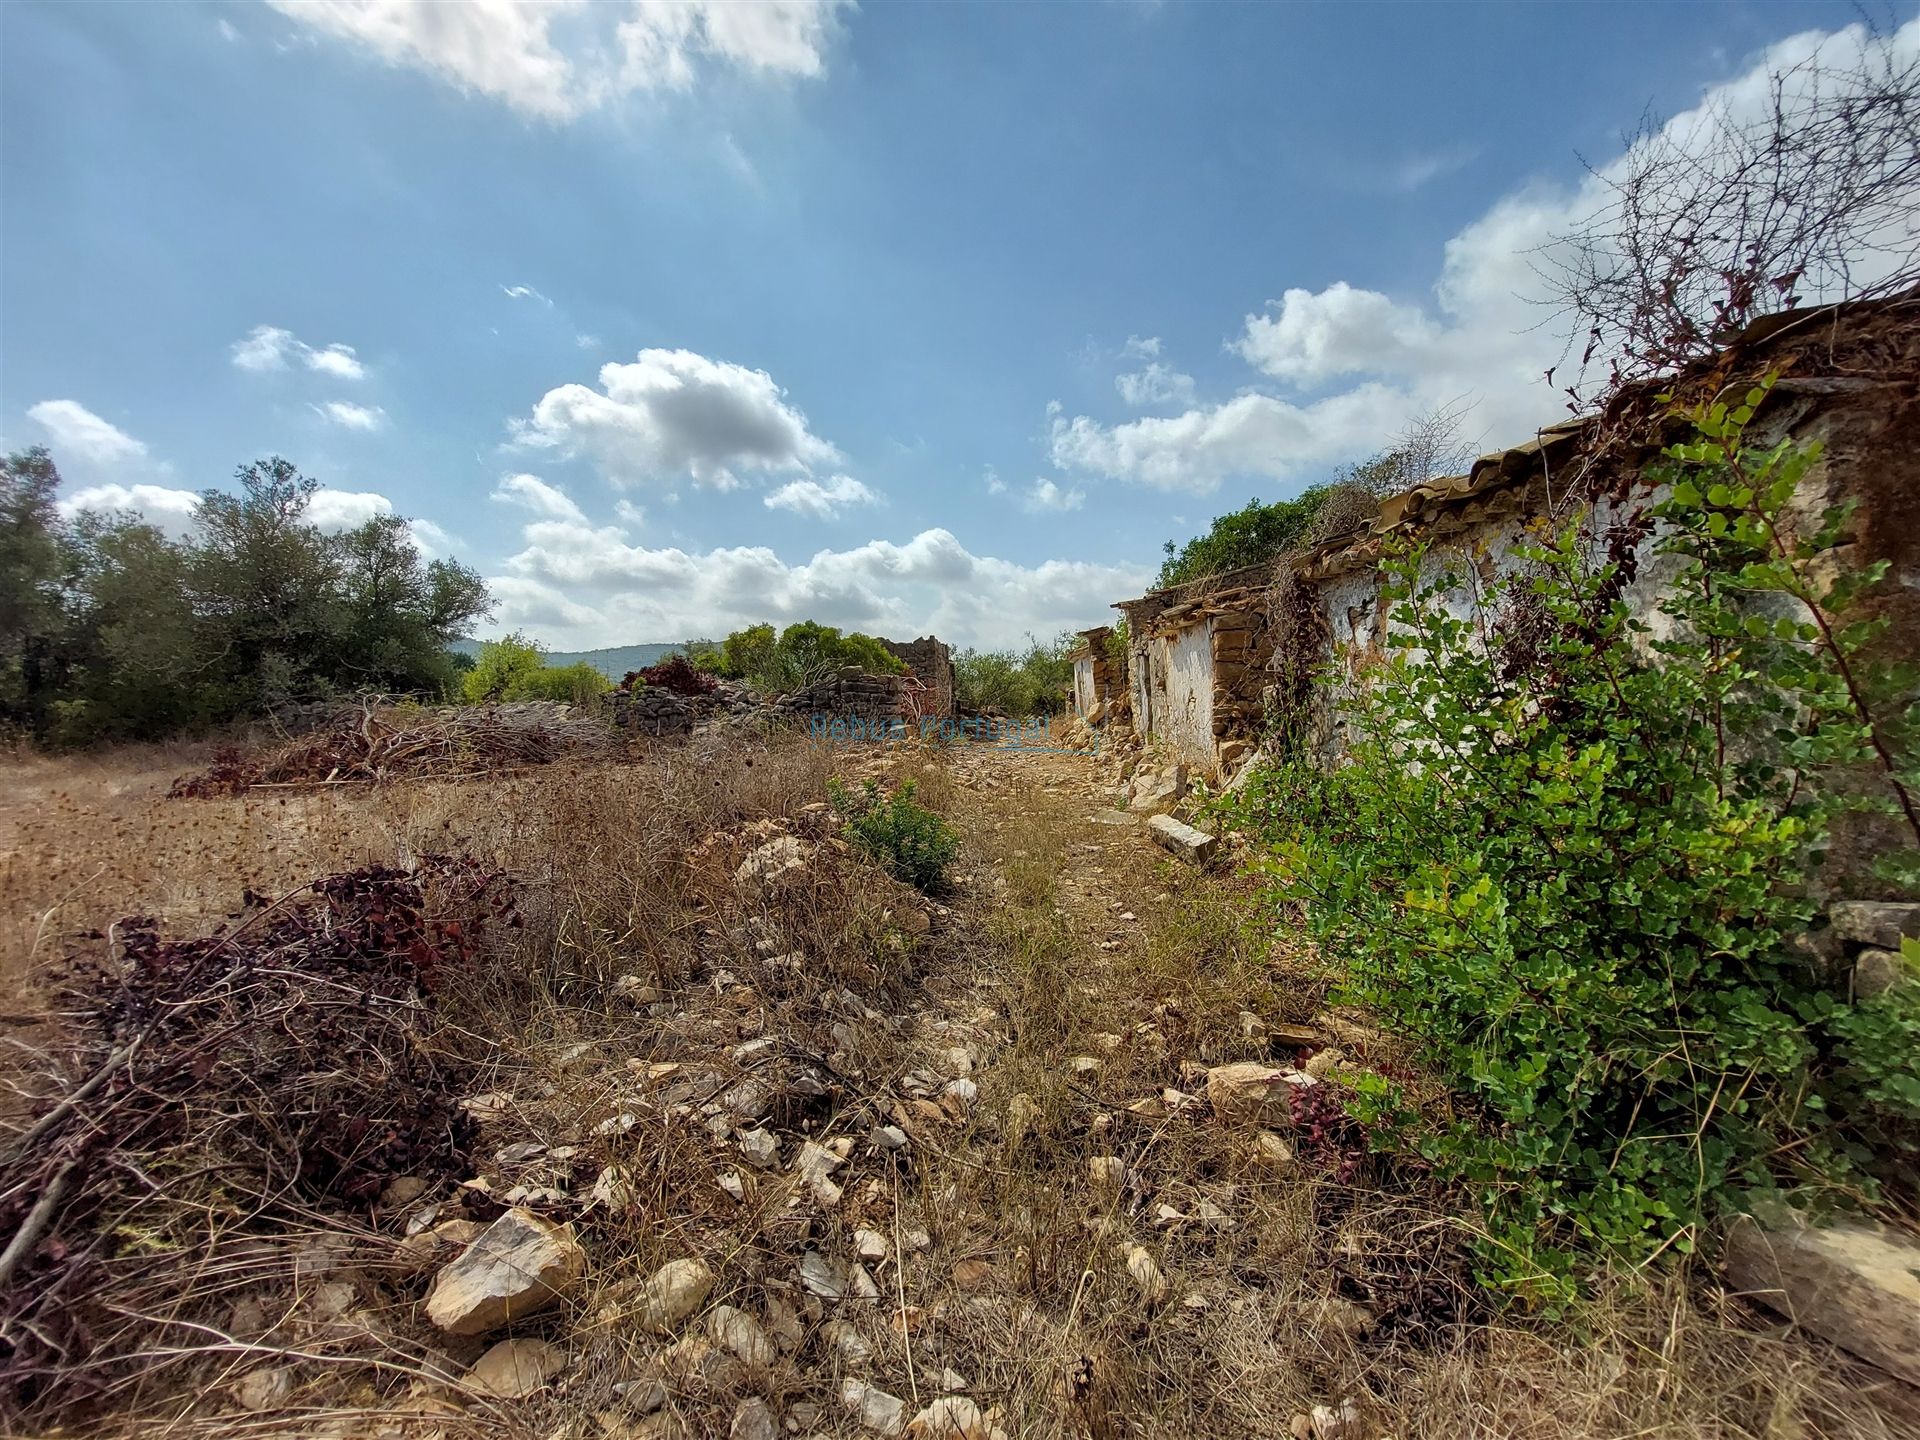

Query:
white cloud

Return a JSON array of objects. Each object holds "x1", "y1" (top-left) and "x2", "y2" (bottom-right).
[
  {"x1": 307, "y1": 344, "x2": 365, "y2": 379},
  {"x1": 315, "y1": 400, "x2": 387, "y2": 431},
  {"x1": 765, "y1": 473, "x2": 879, "y2": 519},
  {"x1": 231, "y1": 324, "x2": 366, "y2": 379},
  {"x1": 217, "y1": 18, "x2": 242, "y2": 42},
  {"x1": 1115, "y1": 360, "x2": 1196, "y2": 408},
  {"x1": 407, "y1": 516, "x2": 457, "y2": 555},
  {"x1": 492, "y1": 472, "x2": 587, "y2": 523},
  {"x1": 269, "y1": 0, "x2": 853, "y2": 122},
  {"x1": 983, "y1": 467, "x2": 1007, "y2": 496},
  {"x1": 1121, "y1": 335, "x2": 1162, "y2": 359},
  {"x1": 27, "y1": 400, "x2": 149, "y2": 467},
  {"x1": 513, "y1": 347, "x2": 842, "y2": 489},
  {"x1": 1022, "y1": 478, "x2": 1085, "y2": 513},
  {"x1": 576, "y1": 333, "x2": 600, "y2": 350},
  {"x1": 1232, "y1": 281, "x2": 1444, "y2": 387},
  {"x1": 1050, "y1": 385, "x2": 1398, "y2": 494},
  {"x1": 58, "y1": 482, "x2": 200, "y2": 536},
  {"x1": 306, "y1": 487, "x2": 394, "y2": 530},
  {"x1": 1054, "y1": 20, "x2": 1920, "y2": 495},
  {"x1": 486, "y1": 520, "x2": 1150, "y2": 651},
  {"x1": 502, "y1": 283, "x2": 551, "y2": 305}
]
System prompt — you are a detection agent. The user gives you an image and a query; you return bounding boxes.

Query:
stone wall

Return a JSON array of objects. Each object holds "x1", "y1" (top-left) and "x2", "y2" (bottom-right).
[
  {"x1": 878, "y1": 635, "x2": 956, "y2": 722},
  {"x1": 1068, "y1": 626, "x2": 1120, "y2": 720},
  {"x1": 775, "y1": 666, "x2": 914, "y2": 731}
]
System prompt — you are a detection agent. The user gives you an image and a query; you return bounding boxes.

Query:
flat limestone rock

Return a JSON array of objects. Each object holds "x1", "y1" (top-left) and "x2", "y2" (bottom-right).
[
  {"x1": 1828, "y1": 900, "x2": 1920, "y2": 950},
  {"x1": 1148, "y1": 813, "x2": 1219, "y2": 865},
  {"x1": 1725, "y1": 1214, "x2": 1920, "y2": 1385},
  {"x1": 424, "y1": 1207, "x2": 585, "y2": 1336},
  {"x1": 467, "y1": 1337, "x2": 566, "y2": 1397}
]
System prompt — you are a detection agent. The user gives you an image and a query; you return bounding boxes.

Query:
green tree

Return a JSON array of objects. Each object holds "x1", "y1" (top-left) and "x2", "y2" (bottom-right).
[
  {"x1": 0, "y1": 448, "x2": 70, "y2": 734},
  {"x1": 332, "y1": 513, "x2": 490, "y2": 697},
  {"x1": 189, "y1": 458, "x2": 344, "y2": 711},
  {"x1": 1156, "y1": 488, "x2": 1330, "y2": 589},
  {"x1": 54, "y1": 513, "x2": 206, "y2": 742}
]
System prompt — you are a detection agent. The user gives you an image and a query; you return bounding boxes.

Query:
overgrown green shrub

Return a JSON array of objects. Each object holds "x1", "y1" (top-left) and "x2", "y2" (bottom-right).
[
  {"x1": 1223, "y1": 383, "x2": 1918, "y2": 1300},
  {"x1": 462, "y1": 634, "x2": 608, "y2": 706},
  {"x1": 829, "y1": 777, "x2": 959, "y2": 892},
  {"x1": 700, "y1": 621, "x2": 905, "y2": 692},
  {"x1": 953, "y1": 632, "x2": 1075, "y2": 717}
]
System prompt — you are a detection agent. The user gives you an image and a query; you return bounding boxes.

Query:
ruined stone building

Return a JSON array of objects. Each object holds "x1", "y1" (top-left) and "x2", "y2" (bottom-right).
[
  {"x1": 1066, "y1": 627, "x2": 1121, "y2": 722},
  {"x1": 1101, "y1": 297, "x2": 1920, "y2": 796},
  {"x1": 877, "y1": 635, "x2": 956, "y2": 722}
]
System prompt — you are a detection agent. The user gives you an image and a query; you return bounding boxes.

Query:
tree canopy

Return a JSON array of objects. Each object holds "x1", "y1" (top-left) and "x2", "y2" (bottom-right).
[{"x1": 0, "y1": 448, "x2": 492, "y2": 744}]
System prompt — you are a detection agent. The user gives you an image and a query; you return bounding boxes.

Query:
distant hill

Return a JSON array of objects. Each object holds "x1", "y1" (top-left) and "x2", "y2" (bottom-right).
[{"x1": 449, "y1": 638, "x2": 685, "y2": 680}]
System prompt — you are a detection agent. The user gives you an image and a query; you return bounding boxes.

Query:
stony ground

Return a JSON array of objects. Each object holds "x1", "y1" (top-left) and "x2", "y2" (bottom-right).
[{"x1": 4, "y1": 733, "x2": 1910, "y2": 1440}]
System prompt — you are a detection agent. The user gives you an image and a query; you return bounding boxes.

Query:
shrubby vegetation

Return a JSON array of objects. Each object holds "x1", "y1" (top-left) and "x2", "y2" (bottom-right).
[
  {"x1": 1155, "y1": 490, "x2": 1334, "y2": 590},
  {"x1": 1224, "y1": 387, "x2": 1920, "y2": 1300},
  {"x1": 1158, "y1": 405, "x2": 1477, "y2": 589},
  {"x1": 690, "y1": 621, "x2": 905, "y2": 691},
  {"x1": 952, "y1": 631, "x2": 1075, "y2": 717},
  {"x1": 829, "y1": 776, "x2": 959, "y2": 892},
  {"x1": 2, "y1": 450, "x2": 490, "y2": 744},
  {"x1": 461, "y1": 633, "x2": 609, "y2": 706}
]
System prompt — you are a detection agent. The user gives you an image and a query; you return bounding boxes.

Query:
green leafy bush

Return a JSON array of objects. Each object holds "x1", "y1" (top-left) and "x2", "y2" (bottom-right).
[
  {"x1": 702, "y1": 621, "x2": 905, "y2": 692},
  {"x1": 830, "y1": 777, "x2": 959, "y2": 892},
  {"x1": 1223, "y1": 383, "x2": 1918, "y2": 1300},
  {"x1": 462, "y1": 634, "x2": 608, "y2": 705},
  {"x1": 953, "y1": 631, "x2": 1075, "y2": 717}
]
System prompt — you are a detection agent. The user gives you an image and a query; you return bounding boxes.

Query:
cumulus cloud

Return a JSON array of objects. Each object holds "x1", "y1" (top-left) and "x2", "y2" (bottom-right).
[
  {"x1": 1052, "y1": 19, "x2": 1920, "y2": 495},
  {"x1": 315, "y1": 400, "x2": 387, "y2": 431},
  {"x1": 764, "y1": 473, "x2": 879, "y2": 519},
  {"x1": 58, "y1": 482, "x2": 200, "y2": 536},
  {"x1": 493, "y1": 472, "x2": 588, "y2": 523},
  {"x1": 1232, "y1": 281, "x2": 1445, "y2": 386},
  {"x1": 1115, "y1": 360, "x2": 1197, "y2": 409},
  {"x1": 513, "y1": 347, "x2": 842, "y2": 490},
  {"x1": 305, "y1": 488, "x2": 393, "y2": 530},
  {"x1": 231, "y1": 325, "x2": 366, "y2": 379},
  {"x1": 1022, "y1": 478, "x2": 1084, "y2": 513},
  {"x1": 268, "y1": 0, "x2": 853, "y2": 121},
  {"x1": 27, "y1": 400, "x2": 150, "y2": 467},
  {"x1": 483, "y1": 507, "x2": 1148, "y2": 651}
]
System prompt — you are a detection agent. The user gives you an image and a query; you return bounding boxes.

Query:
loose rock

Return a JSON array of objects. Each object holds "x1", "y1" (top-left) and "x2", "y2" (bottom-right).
[
  {"x1": 707, "y1": 1303, "x2": 776, "y2": 1367},
  {"x1": 1725, "y1": 1213, "x2": 1920, "y2": 1384},
  {"x1": 843, "y1": 1378, "x2": 907, "y2": 1435},
  {"x1": 467, "y1": 1337, "x2": 566, "y2": 1398},
  {"x1": 233, "y1": 1366, "x2": 294, "y2": 1412},
  {"x1": 730, "y1": 1397, "x2": 779, "y2": 1440},
  {"x1": 424, "y1": 1208, "x2": 585, "y2": 1336},
  {"x1": 634, "y1": 1258, "x2": 716, "y2": 1334},
  {"x1": 1206, "y1": 1061, "x2": 1315, "y2": 1126}
]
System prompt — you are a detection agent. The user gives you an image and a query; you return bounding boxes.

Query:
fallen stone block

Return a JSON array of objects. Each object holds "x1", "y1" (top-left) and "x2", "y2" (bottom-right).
[
  {"x1": 1725, "y1": 1213, "x2": 1920, "y2": 1385},
  {"x1": 1148, "y1": 813, "x2": 1219, "y2": 865},
  {"x1": 1828, "y1": 900, "x2": 1920, "y2": 951}
]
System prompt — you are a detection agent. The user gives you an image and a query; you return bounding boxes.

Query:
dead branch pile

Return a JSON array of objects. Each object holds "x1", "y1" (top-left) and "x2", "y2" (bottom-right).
[
  {"x1": 169, "y1": 699, "x2": 616, "y2": 796},
  {"x1": 0, "y1": 856, "x2": 515, "y2": 1422}
]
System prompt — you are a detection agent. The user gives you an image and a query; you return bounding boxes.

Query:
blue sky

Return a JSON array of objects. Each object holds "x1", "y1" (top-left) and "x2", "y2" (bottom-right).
[{"x1": 0, "y1": 1, "x2": 1897, "y2": 648}]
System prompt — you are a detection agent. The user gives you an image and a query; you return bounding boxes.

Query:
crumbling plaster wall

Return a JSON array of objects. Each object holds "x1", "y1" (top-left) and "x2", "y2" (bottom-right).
[{"x1": 1110, "y1": 303, "x2": 1920, "y2": 792}]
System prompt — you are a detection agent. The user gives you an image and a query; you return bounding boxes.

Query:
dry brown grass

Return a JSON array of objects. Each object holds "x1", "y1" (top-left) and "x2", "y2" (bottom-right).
[{"x1": 0, "y1": 735, "x2": 1913, "y2": 1438}]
